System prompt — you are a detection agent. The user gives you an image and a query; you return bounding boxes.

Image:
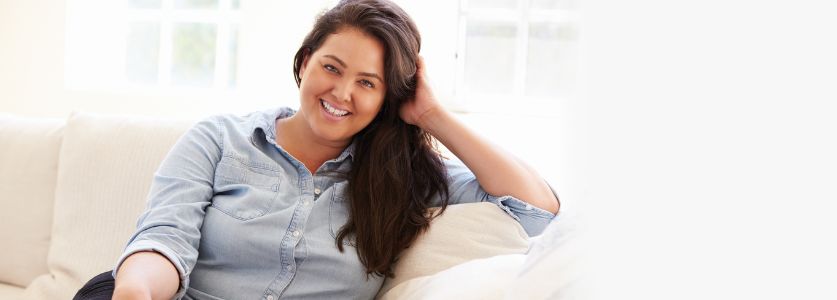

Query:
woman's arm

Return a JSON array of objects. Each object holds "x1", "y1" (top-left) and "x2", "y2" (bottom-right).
[
  {"x1": 113, "y1": 251, "x2": 179, "y2": 300},
  {"x1": 400, "y1": 57, "x2": 559, "y2": 214},
  {"x1": 113, "y1": 116, "x2": 223, "y2": 298}
]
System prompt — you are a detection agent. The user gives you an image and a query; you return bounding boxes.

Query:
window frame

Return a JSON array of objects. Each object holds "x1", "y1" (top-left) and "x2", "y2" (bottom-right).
[
  {"x1": 454, "y1": 0, "x2": 577, "y2": 116},
  {"x1": 124, "y1": 0, "x2": 241, "y2": 89}
]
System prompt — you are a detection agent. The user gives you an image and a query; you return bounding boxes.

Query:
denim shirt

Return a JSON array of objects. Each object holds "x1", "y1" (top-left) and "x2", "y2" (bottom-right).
[{"x1": 113, "y1": 107, "x2": 556, "y2": 300}]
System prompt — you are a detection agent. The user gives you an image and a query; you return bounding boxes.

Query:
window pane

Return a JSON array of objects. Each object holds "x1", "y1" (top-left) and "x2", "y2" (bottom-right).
[
  {"x1": 467, "y1": 0, "x2": 517, "y2": 9},
  {"x1": 174, "y1": 0, "x2": 218, "y2": 9},
  {"x1": 126, "y1": 22, "x2": 160, "y2": 84},
  {"x1": 231, "y1": 0, "x2": 240, "y2": 9},
  {"x1": 128, "y1": 0, "x2": 161, "y2": 9},
  {"x1": 465, "y1": 21, "x2": 516, "y2": 95},
  {"x1": 228, "y1": 24, "x2": 238, "y2": 87},
  {"x1": 531, "y1": 0, "x2": 575, "y2": 10},
  {"x1": 171, "y1": 23, "x2": 217, "y2": 87},
  {"x1": 526, "y1": 22, "x2": 577, "y2": 98}
]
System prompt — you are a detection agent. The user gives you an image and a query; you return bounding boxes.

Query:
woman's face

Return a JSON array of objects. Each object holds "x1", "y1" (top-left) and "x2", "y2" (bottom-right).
[{"x1": 297, "y1": 26, "x2": 387, "y2": 146}]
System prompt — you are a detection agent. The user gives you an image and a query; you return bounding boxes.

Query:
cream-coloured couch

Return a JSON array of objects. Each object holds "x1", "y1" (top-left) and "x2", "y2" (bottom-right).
[
  {"x1": 0, "y1": 112, "x2": 196, "y2": 299},
  {"x1": 0, "y1": 112, "x2": 572, "y2": 299}
]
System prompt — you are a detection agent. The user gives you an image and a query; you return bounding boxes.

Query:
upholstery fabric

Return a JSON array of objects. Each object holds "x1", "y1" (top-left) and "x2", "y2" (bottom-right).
[
  {"x1": 0, "y1": 115, "x2": 63, "y2": 287},
  {"x1": 22, "y1": 112, "x2": 193, "y2": 299},
  {"x1": 0, "y1": 282, "x2": 26, "y2": 299},
  {"x1": 376, "y1": 202, "x2": 529, "y2": 299}
]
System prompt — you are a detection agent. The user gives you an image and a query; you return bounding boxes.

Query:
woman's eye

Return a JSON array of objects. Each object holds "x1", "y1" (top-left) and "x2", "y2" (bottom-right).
[
  {"x1": 360, "y1": 79, "x2": 375, "y2": 88},
  {"x1": 324, "y1": 64, "x2": 339, "y2": 74}
]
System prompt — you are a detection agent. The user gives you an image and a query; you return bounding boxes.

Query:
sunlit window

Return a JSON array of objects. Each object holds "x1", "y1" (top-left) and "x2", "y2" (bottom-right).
[
  {"x1": 126, "y1": 0, "x2": 239, "y2": 88},
  {"x1": 66, "y1": 0, "x2": 241, "y2": 92},
  {"x1": 456, "y1": 0, "x2": 577, "y2": 115},
  {"x1": 63, "y1": 0, "x2": 576, "y2": 116}
]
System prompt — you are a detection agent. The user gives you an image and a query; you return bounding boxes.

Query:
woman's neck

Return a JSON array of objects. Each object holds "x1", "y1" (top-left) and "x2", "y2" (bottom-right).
[{"x1": 275, "y1": 114, "x2": 348, "y2": 175}]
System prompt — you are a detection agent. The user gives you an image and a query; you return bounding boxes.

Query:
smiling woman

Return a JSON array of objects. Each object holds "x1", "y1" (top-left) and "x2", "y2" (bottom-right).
[{"x1": 70, "y1": 0, "x2": 558, "y2": 299}]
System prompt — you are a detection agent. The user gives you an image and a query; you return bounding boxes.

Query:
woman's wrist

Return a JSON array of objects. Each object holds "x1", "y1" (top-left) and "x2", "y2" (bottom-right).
[
  {"x1": 113, "y1": 282, "x2": 152, "y2": 300},
  {"x1": 415, "y1": 105, "x2": 448, "y2": 134}
]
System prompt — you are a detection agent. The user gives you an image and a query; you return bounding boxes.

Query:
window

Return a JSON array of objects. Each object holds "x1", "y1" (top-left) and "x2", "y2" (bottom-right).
[
  {"x1": 455, "y1": 0, "x2": 577, "y2": 115},
  {"x1": 66, "y1": 0, "x2": 241, "y2": 91},
  {"x1": 126, "y1": 0, "x2": 240, "y2": 88},
  {"x1": 62, "y1": 0, "x2": 575, "y2": 116}
]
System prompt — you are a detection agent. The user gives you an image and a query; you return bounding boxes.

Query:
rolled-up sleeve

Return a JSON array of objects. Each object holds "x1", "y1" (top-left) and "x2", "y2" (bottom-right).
[
  {"x1": 442, "y1": 158, "x2": 557, "y2": 236},
  {"x1": 112, "y1": 116, "x2": 222, "y2": 299}
]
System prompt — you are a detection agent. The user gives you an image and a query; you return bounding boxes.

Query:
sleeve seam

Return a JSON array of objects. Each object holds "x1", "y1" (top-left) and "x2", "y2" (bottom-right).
[{"x1": 215, "y1": 115, "x2": 225, "y2": 154}]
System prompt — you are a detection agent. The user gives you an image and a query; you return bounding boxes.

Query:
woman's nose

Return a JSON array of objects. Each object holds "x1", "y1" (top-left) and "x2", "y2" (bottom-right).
[{"x1": 331, "y1": 79, "x2": 353, "y2": 102}]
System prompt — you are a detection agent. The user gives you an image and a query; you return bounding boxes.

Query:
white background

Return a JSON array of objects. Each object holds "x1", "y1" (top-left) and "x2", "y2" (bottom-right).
[{"x1": 578, "y1": 0, "x2": 837, "y2": 298}]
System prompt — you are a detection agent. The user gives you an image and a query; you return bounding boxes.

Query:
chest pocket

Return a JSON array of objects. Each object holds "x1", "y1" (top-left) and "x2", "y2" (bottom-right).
[
  {"x1": 329, "y1": 182, "x2": 356, "y2": 247},
  {"x1": 212, "y1": 160, "x2": 280, "y2": 221}
]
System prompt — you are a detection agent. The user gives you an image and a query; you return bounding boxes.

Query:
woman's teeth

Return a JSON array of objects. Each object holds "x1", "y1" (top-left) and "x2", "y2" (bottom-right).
[{"x1": 321, "y1": 100, "x2": 349, "y2": 117}]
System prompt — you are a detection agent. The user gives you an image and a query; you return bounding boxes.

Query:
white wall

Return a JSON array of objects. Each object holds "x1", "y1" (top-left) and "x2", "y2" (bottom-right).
[
  {"x1": 0, "y1": 0, "x2": 65, "y2": 116},
  {"x1": 579, "y1": 0, "x2": 837, "y2": 299}
]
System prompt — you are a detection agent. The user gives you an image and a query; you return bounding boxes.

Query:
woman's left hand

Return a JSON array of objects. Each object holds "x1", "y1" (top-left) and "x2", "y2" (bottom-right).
[{"x1": 400, "y1": 55, "x2": 443, "y2": 129}]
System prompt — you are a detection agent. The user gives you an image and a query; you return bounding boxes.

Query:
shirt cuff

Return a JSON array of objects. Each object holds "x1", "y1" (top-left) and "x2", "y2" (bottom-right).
[
  {"x1": 485, "y1": 194, "x2": 556, "y2": 236},
  {"x1": 112, "y1": 239, "x2": 190, "y2": 300}
]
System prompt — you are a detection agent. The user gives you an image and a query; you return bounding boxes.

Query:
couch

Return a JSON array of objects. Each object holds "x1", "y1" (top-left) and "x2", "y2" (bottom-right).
[{"x1": 0, "y1": 112, "x2": 579, "y2": 299}]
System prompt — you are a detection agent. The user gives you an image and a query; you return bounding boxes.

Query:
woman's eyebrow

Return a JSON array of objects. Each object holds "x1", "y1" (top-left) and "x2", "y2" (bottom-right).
[
  {"x1": 324, "y1": 54, "x2": 384, "y2": 83},
  {"x1": 324, "y1": 54, "x2": 348, "y2": 68}
]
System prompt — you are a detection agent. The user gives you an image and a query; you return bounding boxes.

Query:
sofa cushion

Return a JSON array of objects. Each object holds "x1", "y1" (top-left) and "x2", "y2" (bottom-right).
[
  {"x1": 505, "y1": 209, "x2": 586, "y2": 299},
  {"x1": 22, "y1": 112, "x2": 193, "y2": 299},
  {"x1": 376, "y1": 202, "x2": 530, "y2": 299},
  {"x1": 0, "y1": 282, "x2": 25, "y2": 300},
  {"x1": 379, "y1": 254, "x2": 526, "y2": 300},
  {"x1": 0, "y1": 115, "x2": 64, "y2": 288}
]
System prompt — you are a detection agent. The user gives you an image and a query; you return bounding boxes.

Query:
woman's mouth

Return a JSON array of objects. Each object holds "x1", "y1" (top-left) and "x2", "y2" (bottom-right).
[{"x1": 321, "y1": 99, "x2": 351, "y2": 118}]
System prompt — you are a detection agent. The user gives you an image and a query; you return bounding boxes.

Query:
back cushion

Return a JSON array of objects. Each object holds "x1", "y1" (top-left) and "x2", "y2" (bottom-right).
[
  {"x1": 22, "y1": 112, "x2": 193, "y2": 299},
  {"x1": 0, "y1": 115, "x2": 64, "y2": 287},
  {"x1": 376, "y1": 202, "x2": 530, "y2": 299}
]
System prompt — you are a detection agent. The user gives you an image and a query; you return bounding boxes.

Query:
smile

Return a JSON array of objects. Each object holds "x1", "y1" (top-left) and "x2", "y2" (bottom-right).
[{"x1": 320, "y1": 99, "x2": 351, "y2": 117}]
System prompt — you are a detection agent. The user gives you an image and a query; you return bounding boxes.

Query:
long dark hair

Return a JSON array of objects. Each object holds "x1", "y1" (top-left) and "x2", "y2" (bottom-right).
[{"x1": 292, "y1": 0, "x2": 449, "y2": 278}]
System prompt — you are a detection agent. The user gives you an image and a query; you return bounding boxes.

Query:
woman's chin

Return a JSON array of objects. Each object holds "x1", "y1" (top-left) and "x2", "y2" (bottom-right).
[{"x1": 311, "y1": 126, "x2": 351, "y2": 145}]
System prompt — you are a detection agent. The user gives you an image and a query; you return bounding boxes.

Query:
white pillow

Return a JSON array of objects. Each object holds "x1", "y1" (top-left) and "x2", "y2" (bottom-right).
[
  {"x1": 379, "y1": 207, "x2": 587, "y2": 300},
  {"x1": 505, "y1": 208, "x2": 588, "y2": 299},
  {"x1": 380, "y1": 254, "x2": 526, "y2": 300},
  {"x1": 376, "y1": 202, "x2": 529, "y2": 299}
]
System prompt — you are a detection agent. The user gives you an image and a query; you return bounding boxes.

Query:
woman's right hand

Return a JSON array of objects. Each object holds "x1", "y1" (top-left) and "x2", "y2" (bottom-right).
[
  {"x1": 399, "y1": 56, "x2": 444, "y2": 129},
  {"x1": 113, "y1": 251, "x2": 180, "y2": 300}
]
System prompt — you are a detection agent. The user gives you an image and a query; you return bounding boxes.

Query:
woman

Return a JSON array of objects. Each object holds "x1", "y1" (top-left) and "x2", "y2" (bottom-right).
[{"x1": 74, "y1": 0, "x2": 559, "y2": 299}]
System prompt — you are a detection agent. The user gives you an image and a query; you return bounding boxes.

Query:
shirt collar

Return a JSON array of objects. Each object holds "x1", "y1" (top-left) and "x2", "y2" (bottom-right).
[{"x1": 251, "y1": 106, "x2": 356, "y2": 162}]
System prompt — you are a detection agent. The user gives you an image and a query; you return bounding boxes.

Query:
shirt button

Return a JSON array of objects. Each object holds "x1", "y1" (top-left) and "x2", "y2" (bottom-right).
[
  {"x1": 286, "y1": 265, "x2": 293, "y2": 271},
  {"x1": 314, "y1": 188, "x2": 322, "y2": 195},
  {"x1": 293, "y1": 230, "x2": 300, "y2": 237},
  {"x1": 302, "y1": 200, "x2": 310, "y2": 206},
  {"x1": 267, "y1": 295, "x2": 275, "y2": 300}
]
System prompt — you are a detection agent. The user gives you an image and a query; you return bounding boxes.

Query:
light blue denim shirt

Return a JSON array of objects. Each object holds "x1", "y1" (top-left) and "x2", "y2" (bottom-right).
[{"x1": 114, "y1": 107, "x2": 556, "y2": 300}]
